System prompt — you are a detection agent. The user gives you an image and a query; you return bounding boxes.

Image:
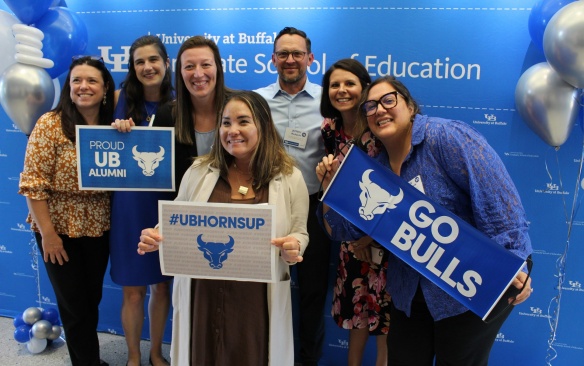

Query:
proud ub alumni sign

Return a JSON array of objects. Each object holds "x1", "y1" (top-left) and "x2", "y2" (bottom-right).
[{"x1": 76, "y1": 126, "x2": 174, "y2": 191}]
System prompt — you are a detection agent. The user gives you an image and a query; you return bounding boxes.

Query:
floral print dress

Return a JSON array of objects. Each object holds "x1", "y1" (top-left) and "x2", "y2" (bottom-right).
[{"x1": 321, "y1": 117, "x2": 391, "y2": 335}]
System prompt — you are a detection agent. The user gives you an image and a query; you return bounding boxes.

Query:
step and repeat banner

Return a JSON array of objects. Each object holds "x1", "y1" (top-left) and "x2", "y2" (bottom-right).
[{"x1": 1, "y1": 1, "x2": 583, "y2": 365}]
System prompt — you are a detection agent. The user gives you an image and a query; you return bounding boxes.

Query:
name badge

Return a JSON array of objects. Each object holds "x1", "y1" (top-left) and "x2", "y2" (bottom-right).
[
  {"x1": 283, "y1": 127, "x2": 308, "y2": 149},
  {"x1": 408, "y1": 175, "x2": 425, "y2": 194}
]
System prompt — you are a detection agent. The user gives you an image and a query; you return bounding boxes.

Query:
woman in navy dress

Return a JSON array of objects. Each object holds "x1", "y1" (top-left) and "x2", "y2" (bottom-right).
[{"x1": 109, "y1": 35, "x2": 174, "y2": 366}]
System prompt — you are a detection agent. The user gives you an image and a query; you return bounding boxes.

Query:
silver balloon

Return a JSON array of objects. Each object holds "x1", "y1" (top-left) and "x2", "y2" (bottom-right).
[
  {"x1": 22, "y1": 307, "x2": 42, "y2": 325},
  {"x1": 26, "y1": 337, "x2": 47, "y2": 354},
  {"x1": 543, "y1": 1, "x2": 584, "y2": 88},
  {"x1": 46, "y1": 325, "x2": 62, "y2": 341},
  {"x1": 0, "y1": 63, "x2": 55, "y2": 135},
  {"x1": 31, "y1": 320, "x2": 53, "y2": 339},
  {"x1": 515, "y1": 62, "x2": 579, "y2": 147}
]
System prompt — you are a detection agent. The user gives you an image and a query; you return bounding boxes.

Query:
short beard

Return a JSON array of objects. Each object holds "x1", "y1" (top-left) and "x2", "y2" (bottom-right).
[{"x1": 279, "y1": 69, "x2": 305, "y2": 85}]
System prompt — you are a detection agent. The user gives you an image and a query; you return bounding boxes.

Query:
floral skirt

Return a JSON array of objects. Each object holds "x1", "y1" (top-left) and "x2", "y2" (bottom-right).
[{"x1": 331, "y1": 241, "x2": 391, "y2": 335}]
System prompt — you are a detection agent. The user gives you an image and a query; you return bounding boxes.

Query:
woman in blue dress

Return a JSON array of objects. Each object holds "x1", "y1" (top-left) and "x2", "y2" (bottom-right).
[{"x1": 109, "y1": 35, "x2": 174, "y2": 366}]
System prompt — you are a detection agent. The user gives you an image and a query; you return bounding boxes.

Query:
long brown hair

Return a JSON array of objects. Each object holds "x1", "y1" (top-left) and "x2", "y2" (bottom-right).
[
  {"x1": 173, "y1": 36, "x2": 230, "y2": 144},
  {"x1": 201, "y1": 91, "x2": 295, "y2": 190},
  {"x1": 120, "y1": 35, "x2": 174, "y2": 122}
]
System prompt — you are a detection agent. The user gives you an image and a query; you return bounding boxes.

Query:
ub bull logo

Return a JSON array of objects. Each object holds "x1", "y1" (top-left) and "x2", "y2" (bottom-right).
[
  {"x1": 359, "y1": 169, "x2": 404, "y2": 220},
  {"x1": 197, "y1": 234, "x2": 235, "y2": 269},
  {"x1": 132, "y1": 145, "x2": 165, "y2": 176}
]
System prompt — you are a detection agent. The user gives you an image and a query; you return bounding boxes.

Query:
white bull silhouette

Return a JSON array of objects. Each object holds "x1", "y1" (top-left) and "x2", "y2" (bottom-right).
[
  {"x1": 358, "y1": 169, "x2": 404, "y2": 220},
  {"x1": 132, "y1": 145, "x2": 165, "y2": 176}
]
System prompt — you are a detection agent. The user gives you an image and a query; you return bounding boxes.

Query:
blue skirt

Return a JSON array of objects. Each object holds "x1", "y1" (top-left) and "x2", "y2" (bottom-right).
[{"x1": 109, "y1": 190, "x2": 174, "y2": 286}]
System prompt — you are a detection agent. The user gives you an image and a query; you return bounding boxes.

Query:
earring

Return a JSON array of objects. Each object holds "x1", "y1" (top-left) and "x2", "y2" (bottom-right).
[{"x1": 102, "y1": 94, "x2": 107, "y2": 106}]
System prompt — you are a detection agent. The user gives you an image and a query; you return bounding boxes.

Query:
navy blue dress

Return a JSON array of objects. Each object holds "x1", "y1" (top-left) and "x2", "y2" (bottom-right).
[{"x1": 109, "y1": 91, "x2": 174, "y2": 286}]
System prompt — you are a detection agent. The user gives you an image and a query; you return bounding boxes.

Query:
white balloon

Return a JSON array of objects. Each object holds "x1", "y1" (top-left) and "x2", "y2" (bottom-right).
[
  {"x1": 0, "y1": 10, "x2": 19, "y2": 76},
  {"x1": 14, "y1": 34, "x2": 43, "y2": 49},
  {"x1": 12, "y1": 24, "x2": 44, "y2": 40},
  {"x1": 14, "y1": 53, "x2": 54, "y2": 69},
  {"x1": 26, "y1": 337, "x2": 47, "y2": 354}
]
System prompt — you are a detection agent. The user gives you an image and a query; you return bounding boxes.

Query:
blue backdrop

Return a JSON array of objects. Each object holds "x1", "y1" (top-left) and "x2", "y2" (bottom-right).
[{"x1": 1, "y1": 1, "x2": 583, "y2": 365}]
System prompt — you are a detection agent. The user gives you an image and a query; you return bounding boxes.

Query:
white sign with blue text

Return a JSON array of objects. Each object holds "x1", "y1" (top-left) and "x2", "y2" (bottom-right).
[
  {"x1": 76, "y1": 126, "x2": 175, "y2": 191},
  {"x1": 322, "y1": 146, "x2": 526, "y2": 320},
  {"x1": 159, "y1": 201, "x2": 276, "y2": 283}
]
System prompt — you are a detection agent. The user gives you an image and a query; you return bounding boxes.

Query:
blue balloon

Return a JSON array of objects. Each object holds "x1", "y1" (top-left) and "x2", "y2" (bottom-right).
[
  {"x1": 528, "y1": 0, "x2": 576, "y2": 52},
  {"x1": 13, "y1": 316, "x2": 26, "y2": 328},
  {"x1": 34, "y1": 7, "x2": 89, "y2": 78},
  {"x1": 41, "y1": 308, "x2": 60, "y2": 325},
  {"x1": 13, "y1": 324, "x2": 32, "y2": 343},
  {"x1": 3, "y1": 0, "x2": 53, "y2": 24}
]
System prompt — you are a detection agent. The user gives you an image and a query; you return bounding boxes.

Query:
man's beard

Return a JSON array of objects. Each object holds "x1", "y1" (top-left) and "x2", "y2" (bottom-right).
[{"x1": 279, "y1": 69, "x2": 305, "y2": 84}]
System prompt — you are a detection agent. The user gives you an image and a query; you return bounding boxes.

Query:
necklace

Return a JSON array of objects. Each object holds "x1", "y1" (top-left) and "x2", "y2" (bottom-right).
[
  {"x1": 233, "y1": 163, "x2": 251, "y2": 196},
  {"x1": 144, "y1": 102, "x2": 158, "y2": 123}
]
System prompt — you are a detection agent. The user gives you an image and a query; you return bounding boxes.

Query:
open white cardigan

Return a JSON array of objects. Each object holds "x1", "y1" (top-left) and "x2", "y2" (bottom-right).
[{"x1": 169, "y1": 160, "x2": 309, "y2": 366}]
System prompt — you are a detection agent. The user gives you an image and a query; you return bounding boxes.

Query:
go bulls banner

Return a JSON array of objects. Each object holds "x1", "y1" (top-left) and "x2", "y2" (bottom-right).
[
  {"x1": 76, "y1": 126, "x2": 175, "y2": 191},
  {"x1": 322, "y1": 145, "x2": 526, "y2": 320}
]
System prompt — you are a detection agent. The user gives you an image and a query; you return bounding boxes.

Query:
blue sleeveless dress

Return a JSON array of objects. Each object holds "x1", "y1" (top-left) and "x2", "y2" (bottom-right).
[{"x1": 109, "y1": 90, "x2": 174, "y2": 286}]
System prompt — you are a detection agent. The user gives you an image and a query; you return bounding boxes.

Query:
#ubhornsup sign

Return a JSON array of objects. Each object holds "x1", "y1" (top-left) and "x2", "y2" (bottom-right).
[
  {"x1": 76, "y1": 126, "x2": 175, "y2": 191},
  {"x1": 322, "y1": 145, "x2": 525, "y2": 320}
]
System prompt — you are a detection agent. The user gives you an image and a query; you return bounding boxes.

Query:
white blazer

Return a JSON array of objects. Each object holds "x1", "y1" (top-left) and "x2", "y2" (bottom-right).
[{"x1": 169, "y1": 160, "x2": 309, "y2": 366}]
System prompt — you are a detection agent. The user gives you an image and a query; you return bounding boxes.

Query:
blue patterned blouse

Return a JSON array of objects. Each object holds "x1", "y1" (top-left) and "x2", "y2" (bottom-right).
[{"x1": 323, "y1": 114, "x2": 532, "y2": 321}]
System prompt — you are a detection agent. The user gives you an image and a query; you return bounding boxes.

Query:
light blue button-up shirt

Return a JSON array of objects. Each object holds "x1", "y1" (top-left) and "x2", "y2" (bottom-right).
[{"x1": 255, "y1": 79, "x2": 325, "y2": 195}]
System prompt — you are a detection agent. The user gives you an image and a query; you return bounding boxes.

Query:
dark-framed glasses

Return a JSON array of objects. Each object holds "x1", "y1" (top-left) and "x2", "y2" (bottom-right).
[
  {"x1": 361, "y1": 91, "x2": 400, "y2": 117},
  {"x1": 274, "y1": 50, "x2": 307, "y2": 61},
  {"x1": 72, "y1": 55, "x2": 104, "y2": 64}
]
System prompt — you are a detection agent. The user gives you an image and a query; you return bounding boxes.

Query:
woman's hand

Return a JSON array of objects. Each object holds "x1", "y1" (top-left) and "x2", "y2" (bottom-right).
[
  {"x1": 509, "y1": 271, "x2": 532, "y2": 305},
  {"x1": 349, "y1": 236, "x2": 374, "y2": 263},
  {"x1": 111, "y1": 117, "x2": 135, "y2": 133},
  {"x1": 42, "y1": 231, "x2": 69, "y2": 265},
  {"x1": 137, "y1": 228, "x2": 162, "y2": 255},
  {"x1": 316, "y1": 154, "x2": 340, "y2": 191},
  {"x1": 272, "y1": 236, "x2": 303, "y2": 263}
]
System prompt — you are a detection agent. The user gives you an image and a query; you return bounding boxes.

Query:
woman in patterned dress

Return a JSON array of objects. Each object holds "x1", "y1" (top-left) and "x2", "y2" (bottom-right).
[
  {"x1": 19, "y1": 56, "x2": 115, "y2": 366},
  {"x1": 320, "y1": 59, "x2": 390, "y2": 366}
]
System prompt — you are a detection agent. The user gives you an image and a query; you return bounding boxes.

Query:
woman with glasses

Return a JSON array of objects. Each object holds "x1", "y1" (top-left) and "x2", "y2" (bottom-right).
[
  {"x1": 316, "y1": 76, "x2": 533, "y2": 366},
  {"x1": 109, "y1": 35, "x2": 174, "y2": 366},
  {"x1": 19, "y1": 56, "x2": 115, "y2": 366},
  {"x1": 320, "y1": 59, "x2": 389, "y2": 366}
]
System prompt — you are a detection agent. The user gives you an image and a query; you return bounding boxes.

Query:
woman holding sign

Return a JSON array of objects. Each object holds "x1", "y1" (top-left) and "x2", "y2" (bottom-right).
[
  {"x1": 109, "y1": 35, "x2": 174, "y2": 366},
  {"x1": 316, "y1": 76, "x2": 533, "y2": 366},
  {"x1": 320, "y1": 59, "x2": 390, "y2": 366},
  {"x1": 19, "y1": 56, "x2": 115, "y2": 366},
  {"x1": 137, "y1": 90, "x2": 309, "y2": 366}
]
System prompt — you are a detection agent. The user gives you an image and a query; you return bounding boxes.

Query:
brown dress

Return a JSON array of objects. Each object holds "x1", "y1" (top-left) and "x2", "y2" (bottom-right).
[{"x1": 190, "y1": 176, "x2": 269, "y2": 366}]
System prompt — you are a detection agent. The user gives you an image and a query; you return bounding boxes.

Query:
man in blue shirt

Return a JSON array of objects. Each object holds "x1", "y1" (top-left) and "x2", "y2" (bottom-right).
[{"x1": 255, "y1": 27, "x2": 329, "y2": 366}]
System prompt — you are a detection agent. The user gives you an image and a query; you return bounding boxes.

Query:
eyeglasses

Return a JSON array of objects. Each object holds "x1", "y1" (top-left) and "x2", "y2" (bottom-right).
[
  {"x1": 274, "y1": 50, "x2": 307, "y2": 61},
  {"x1": 361, "y1": 91, "x2": 401, "y2": 117},
  {"x1": 71, "y1": 55, "x2": 104, "y2": 64}
]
